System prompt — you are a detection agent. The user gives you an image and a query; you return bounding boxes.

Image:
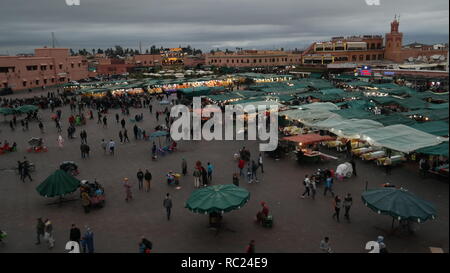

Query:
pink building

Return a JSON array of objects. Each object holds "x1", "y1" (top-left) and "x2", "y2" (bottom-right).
[{"x1": 0, "y1": 48, "x2": 89, "y2": 91}]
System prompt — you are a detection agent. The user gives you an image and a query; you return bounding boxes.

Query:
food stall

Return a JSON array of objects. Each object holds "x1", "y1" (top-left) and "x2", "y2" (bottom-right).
[{"x1": 282, "y1": 134, "x2": 336, "y2": 164}]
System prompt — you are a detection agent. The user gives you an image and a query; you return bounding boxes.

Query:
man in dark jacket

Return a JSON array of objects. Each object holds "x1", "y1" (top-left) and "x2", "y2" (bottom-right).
[
  {"x1": 163, "y1": 193, "x2": 173, "y2": 220},
  {"x1": 69, "y1": 224, "x2": 81, "y2": 247},
  {"x1": 36, "y1": 218, "x2": 45, "y2": 245},
  {"x1": 137, "y1": 169, "x2": 144, "y2": 191},
  {"x1": 144, "y1": 170, "x2": 152, "y2": 192}
]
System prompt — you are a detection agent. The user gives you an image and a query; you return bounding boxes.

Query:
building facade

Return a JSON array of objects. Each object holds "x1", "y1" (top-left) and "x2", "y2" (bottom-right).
[
  {"x1": 302, "y1": 18, "x2": 448, "y2": 65},
  {"x1": 302, "y1": 35, "x2": 385, "y2": 65},
  {"x1": 205, "y1": 50, "x2": 302, "y2": 68},
  {"x1": 0, "y1": 48, "x2": 89, "y2": 91}
]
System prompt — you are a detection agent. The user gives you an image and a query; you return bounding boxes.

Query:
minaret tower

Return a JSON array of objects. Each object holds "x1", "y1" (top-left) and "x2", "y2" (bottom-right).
[{"x1": 384, "y1": 15, "x2": 404, "y2": 62}]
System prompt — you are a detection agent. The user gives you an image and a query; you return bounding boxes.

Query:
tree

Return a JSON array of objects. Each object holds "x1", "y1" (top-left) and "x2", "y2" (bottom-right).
[{"x1": 97, "y1": 48, "x2": 104, "y2": 54}]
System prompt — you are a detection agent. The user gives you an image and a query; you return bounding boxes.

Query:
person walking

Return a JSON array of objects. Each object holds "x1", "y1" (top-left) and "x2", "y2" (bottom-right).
[
  {"x1": 133, "y1": 124, "x2": 139, "y2": 140},
  {"x1": 246, "y1": 162, "x2": 253, "y2": 183},
  {"x1": 38, "y1": 121, "x2": 44, "y2": 133},
  {"x1": 137, "y1": 169, "x2": 144, "y2": 191},
  {"x1": 163, "y1": 193, "x2": 173, "y2": 221},
  {"x1": 320, "y1": 237, "x2": 332, "y2": 253},
  {"x1": 123, "y1": 178, "x2": 132, "y2": 202},
  {"x1": 332, "y1": 196, "x2": 342, "y2": 223},
  {"x1": 35, "y1": 218, "x2": 45, "y2": 245},
  {"x1": 22, "y1": 161, "x2": 33, "y2": 182},
  {"x1": 123, "y1": 129, "x2": 130, "y2": 143},
  {"x1": 57, "y1": 135, "x2": 64, "y2": 148},
  {"x1": 56, "y1": 120, "x2": 62, "y2": 133},
  {"x1": 108, "y1": 139, "x2": 115, "y2": 155},
  {"x1": 119, "y1": 130, "x2": 123, "y2": 144},
  {"x1": 246, "y1": 240, "x2": 255, "y2": 253},
  {"x1": 101, "y1": 139, "x2": 107, "y2": 154},
  {"x1": 80, "y1": 143, "x2": 86, "y2": 159},
  {"x1": 69, "y1": 224, "x2": 81, "y2": 248},
  {"x1": 102, "y1": 116, "x2": 107, "y2": 128},
  {"x1": 115, "y1": 113, "x2": 120, "y2": 124},
  {"x1": 121, "y1": 118, "x2": 126, "y2": 129},
  {"x1": 238, "y1": 159, "x2": 245, "y2": 177},
  {"x1": 251, "y1": 160, "x2": 259, "y2": 183},
  {"x1": 44, "y1": 219, "x2": 55, "y2": 249},
  {"x1": 144, "y1": 170, "x2": 152, "y2": 192},
  {"x1": 193, "y1": 167, "x2": 201, "y2": 188},
  {"x1": 301, "y1": 174, "x2": 311, "y2": 199},
  {"x1": 181, "y1": 158, "x2": 188, "y2": 176},
  {"x1": 81, "y1": 227, "x2": 94, "y2": 253},
  {"x1": 207, "y1": 162, "x2": 214, "y2": 182},
  {"x1": 343, "y1": 193, "x2": 353, "y2": 222},
  {"x1": 201, "y1": 166, "x2": 208, "y2": 187},
  {"x1": 323, "y1": 175, "x2": 335, "y2": 197},
  {"x1": 258, "y1": 153, "x2": 264, "y2": 173}
]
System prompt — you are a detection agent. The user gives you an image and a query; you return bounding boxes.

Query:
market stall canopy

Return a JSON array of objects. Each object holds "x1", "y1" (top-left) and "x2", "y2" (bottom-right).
[
  {"x1": 313, "y1": 116, "x2": 383, "y2": 139},
  {"x1": 361, "y1": 188, "x2": 437, "y2": 223},
  {"x1": 0, "y1": 107, "x2": 15, "y2": 115},
  {"x1": 331, "y1": 107, "x2": 376, "y2": 120},
  {"x1": 36, "y1": 170, "x2": 81, "y2": 198},
  {"x1": 416, "y1": 142, "x2": 449, "y2": 157},
  {"x1": 410, "y1": 121, "x2": 449, "y2": 137},
  {"x1": 15, "y1": 105, "x2": 38, "y2": 113},
  {"x1": 360, "y1": 124, "x2": 444, "y2": 153},
  {"x1": 295, "y1": 102, "x2": 339, "y2": 111},
  {"x1": 401, "y1": 109, "x2": 449, "y2": 121},
  {"x1": 281, "y1": 108, "x2": 339, "y2": 126},
  {"x1": 233, "y1": 100, "x2": 283, "y2": 113},
  {"x1": 282, "y1": 134, "x2": 335, "y2": 145},
  {"x1": 369, "y1": 113, "x2": 417, "y2": 126},
  {"x1": 185, "y1": 184, "x2": 250, "y2": 214}
]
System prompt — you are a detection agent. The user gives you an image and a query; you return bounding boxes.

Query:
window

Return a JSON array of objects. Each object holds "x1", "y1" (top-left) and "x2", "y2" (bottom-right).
[
  {"x1": 372, "y1": 54, "x2": 376, "y2": 60},
  {"x1": 378, "y1": 54, "x2": 383, "y2": 60},
  {"x1": 26, "y1": 65, "x2": 38, "y2": 71},
  {"x1": 78, "y1": 63, "x2": 81, "y2": 67},
  {"x1": 377, "y1": 43, "x2": 381, "y2": 49},
  {"x1": 359, "y1": 55, "x2": 364, "y2": 61},
  {"x1": 51, "y1": 79, "x2": 55, "y2": 83},
  {"x1": 23, "y1": 81, "x2": 27, "y2": 87},
  {"x1": 50, "y1": 65, "x2": 53, "y2": 70},
  {"x1": 247, "y1": 59, "x2": 249, "y2": 63},
  {"x1": 40, "y1": 65, "x2": 47, "y2": 71},
  {"x1": 366, "y1": 55, "x2": 371, "y2": 61},
  {"x1": 259, "y1": 59, "x2": 262, "y2": 63},
  {"x1": 352, "y1": 56, "x2": 357, "y2": 61},
  {"x1": 59, "y1": 64, "x2": 63, "y2": 69},
  {"x1": 36, "y1": 80, "x2": 39, "y2": 85},
  {"x1": 44, "y1": 79, "x2": 47, "y2": 84},
  {"x1": 253, "y1": 59, "x2": 257, "y2": 63},
  {"x1": 71, "y1": 64, "x2": 74, "y2": 68}
]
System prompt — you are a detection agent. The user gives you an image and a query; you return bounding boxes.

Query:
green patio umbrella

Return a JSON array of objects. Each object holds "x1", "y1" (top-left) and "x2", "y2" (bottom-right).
[
  {"x1": 36, "y1": 170, "x2": 81, "y2": 198},
  {"x1": 15, "y1": 105, "x2": 38, "y2": 114},
  {"x1": 0, "y1": 107, "x2": 15, "y2": 115},
  {"x1": 186, "y1": 184, "x2": 250, "y2": 214},
  {"x1": 361, "y1": 188, "x2": 437, "y2": 224}
]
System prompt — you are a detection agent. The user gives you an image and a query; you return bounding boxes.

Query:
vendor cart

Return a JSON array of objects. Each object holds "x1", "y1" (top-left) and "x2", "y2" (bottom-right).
[{"x1": 80, "y1": 180, "x2": 105, "y2": 210}]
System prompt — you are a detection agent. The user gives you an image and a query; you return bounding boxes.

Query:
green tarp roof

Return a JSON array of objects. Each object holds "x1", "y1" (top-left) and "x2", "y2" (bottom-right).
[
  {"x1": 370, "y1": 114, "x2": 417, "y2": 126},
  {"x1": 360, "y1": 124, "x2": 444, "y2": 153},
  {"x1": 416, "y1": 142, "x2": 449, "y2": 157},
  {"x1": 332, "y1": 108, "x2": 376, "y2": 119},
  {"x1": 402, "y1": 109, "x2": 449, "y2": 121},
  {"x1": 410, "y1": 121, "x2": 449, "y2": 137},
  {"x1": 426, "y1": 103, "x2": 449, "y2": 110}
]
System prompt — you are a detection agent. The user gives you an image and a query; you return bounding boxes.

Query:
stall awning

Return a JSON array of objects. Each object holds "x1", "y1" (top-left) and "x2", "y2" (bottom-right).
[
  {"x1": 282, "y1": 134, "x2": 335, "y2": 145},
  {"x1": 410, "y1": 121, "x2": 449, "y2": 137},
  {"x1": 416, "y1": 142, "x2": 449, "y2": 157},
  {"x1": 360, "y1": 124, "x2": 444, "y2": 153}
]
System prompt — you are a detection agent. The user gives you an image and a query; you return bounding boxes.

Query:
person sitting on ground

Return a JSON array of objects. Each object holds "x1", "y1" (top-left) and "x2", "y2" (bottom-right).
[{"x1": 166, "y1": 171, "x2": 175, "y2": 184}]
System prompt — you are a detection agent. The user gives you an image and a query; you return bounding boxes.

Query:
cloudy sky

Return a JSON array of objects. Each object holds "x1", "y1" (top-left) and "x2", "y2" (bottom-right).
[{"x1": 0, "y1": 0, "x2": 448, "y2": 54}]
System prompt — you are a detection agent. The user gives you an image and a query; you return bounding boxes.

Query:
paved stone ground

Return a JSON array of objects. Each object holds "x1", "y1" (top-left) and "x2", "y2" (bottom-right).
[{"x1": 0, "y1": 89, "x2": 448, "y2": 253}]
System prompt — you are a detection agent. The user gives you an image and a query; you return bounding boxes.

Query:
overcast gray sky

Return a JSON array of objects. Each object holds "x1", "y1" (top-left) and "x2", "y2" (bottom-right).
[{"x1": 0, "y1": 0, "x2": 448, "y2": 54}]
